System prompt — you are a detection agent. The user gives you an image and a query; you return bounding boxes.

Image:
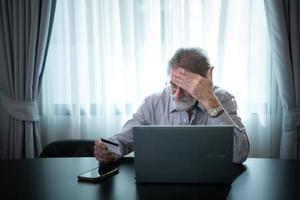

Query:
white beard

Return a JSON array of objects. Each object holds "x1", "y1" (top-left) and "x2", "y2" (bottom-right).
[{"x1": 171, "y1": 93, "x2": 197, "y2": 111}]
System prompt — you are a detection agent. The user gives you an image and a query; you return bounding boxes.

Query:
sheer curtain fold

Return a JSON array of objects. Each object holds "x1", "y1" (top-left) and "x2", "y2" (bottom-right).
[{"x1": 42, "y1": 0, "x2": 276, "y2": 157}]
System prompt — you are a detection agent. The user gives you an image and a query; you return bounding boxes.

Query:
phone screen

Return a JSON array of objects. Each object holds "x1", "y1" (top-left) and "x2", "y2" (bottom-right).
[{"x1": 78, "y1": 166, "x2": 119, "y2": 182}]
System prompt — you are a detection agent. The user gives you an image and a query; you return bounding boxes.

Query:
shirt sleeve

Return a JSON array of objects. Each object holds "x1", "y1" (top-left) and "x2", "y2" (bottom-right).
[
  {"x1": 207, "y1": 93, "x2": 250, "y2": 164},
  {"x1": 108, "y1": 98, "x2": 150, "y2": 160}
]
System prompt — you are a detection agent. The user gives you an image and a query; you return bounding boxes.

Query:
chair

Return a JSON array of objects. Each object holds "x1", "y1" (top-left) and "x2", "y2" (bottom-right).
[{"x1": 40, "y1": 140, "x2": 95, "y2": 157}]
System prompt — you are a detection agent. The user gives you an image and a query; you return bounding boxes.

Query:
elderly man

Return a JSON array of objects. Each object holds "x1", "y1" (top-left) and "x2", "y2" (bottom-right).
[{"x1": 94, "y1": 47, "x2": 250, "y2": 164}]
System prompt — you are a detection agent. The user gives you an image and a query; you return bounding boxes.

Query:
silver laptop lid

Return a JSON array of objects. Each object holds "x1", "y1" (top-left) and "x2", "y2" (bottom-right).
[{"x1": 133, "y1": 125, "x2": 234, "y2": 183}]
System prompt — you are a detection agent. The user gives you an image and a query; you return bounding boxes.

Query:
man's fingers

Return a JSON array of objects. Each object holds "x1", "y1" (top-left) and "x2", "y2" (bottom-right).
[
  {"x1": 94, "y1": 139, "x2": 116, "y2": 164},
  {"x1": 207, "y1": 67, "x2": 213, "y2": 82},
  {"x1": 95, "y1": 139, "x2": 108, "y2": 150},
  {"x1": 172, "y1": 75, "x2": 189, "y2": 91},
  {"x1": 99, "y1": 143, "x2": 108, "y2": 150},
  {"x1": 94, "y1": 148, "x2": 114, "y2": 163},
  {"x1": 172, "y1": 70, "x2": 199, "y2": 91},
  {"x1": 99, "y1": 153, "x2": 113, "y2": 160},
  {"x1": 176, "y1": 68, "x2": 198, "y2": 81},
  {"x1": 95, "y1": 151, "x2": 114, "y2": 162},
  {"x1": 94, "y1": 146, "x2": 112, "y2": 156},
  {"x1": 95, "y1": 139, "x2": 101, "y2": 145},
  {"x1": 94, "y1": 139, "x2": 114, "y2": 156},
  {"x1": 178, "y1": 67, "x2": 196, "y2": 78}
]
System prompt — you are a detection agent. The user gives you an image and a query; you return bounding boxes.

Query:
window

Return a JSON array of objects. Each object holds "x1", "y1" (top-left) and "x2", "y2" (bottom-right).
[{"x1": 42, "y1": 0, "x2": 275, "y2": 157}]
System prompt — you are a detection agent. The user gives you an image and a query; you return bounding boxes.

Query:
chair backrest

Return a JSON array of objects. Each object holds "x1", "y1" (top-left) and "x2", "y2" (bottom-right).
[{"x1": 40, "y1": 140, "x2": 95, "y2": 157}]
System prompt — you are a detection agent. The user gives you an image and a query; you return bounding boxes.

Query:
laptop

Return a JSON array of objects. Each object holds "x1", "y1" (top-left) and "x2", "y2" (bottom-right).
[{"x1": 133, "y1": 125, "x2": 234, "y2": 184}]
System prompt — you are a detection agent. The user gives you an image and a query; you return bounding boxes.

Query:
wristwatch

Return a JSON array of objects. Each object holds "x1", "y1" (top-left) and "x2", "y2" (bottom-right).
[{"x1": 208, "y1": 105, "x2": 224, "y2": 118}]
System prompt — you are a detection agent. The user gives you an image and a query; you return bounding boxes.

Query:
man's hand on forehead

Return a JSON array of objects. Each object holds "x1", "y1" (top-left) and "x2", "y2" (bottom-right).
[
  {"x1": 171, "y1": 66, "x2": 220, "y2": 111},
  {"x1": 171, "y1": 66, "x2": 212, "y2": 91},
  {"x1": 172, "y1": 66, "x2": 211, "y2": 80},
  {"x1": 172, "y1": 68, "x2": 198, "y2": 82}
]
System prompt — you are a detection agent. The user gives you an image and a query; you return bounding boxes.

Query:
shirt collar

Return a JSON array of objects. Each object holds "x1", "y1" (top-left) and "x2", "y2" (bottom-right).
[
  {"x1": 169, "y1": 101, "x2": 177, "y2": 113},
  {"x1": 196, "y1": 101, "x2": 206, "y2": 112}
]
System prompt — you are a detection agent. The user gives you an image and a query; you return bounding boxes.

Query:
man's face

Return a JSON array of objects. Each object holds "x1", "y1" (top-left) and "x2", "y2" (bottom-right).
[{"x1": 170, "y1": 68, "x2": 197, "y2": 111}]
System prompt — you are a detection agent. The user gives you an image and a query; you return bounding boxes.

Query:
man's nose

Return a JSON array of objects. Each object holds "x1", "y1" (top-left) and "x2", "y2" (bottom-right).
[{"x1": 173, "y1": 87, "x2": 184, "y2": 100}]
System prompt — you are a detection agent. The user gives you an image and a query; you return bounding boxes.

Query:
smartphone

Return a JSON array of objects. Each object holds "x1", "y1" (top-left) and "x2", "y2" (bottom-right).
[{"x1": 77, "y1": 166, "x2": 119, "y2": 182}]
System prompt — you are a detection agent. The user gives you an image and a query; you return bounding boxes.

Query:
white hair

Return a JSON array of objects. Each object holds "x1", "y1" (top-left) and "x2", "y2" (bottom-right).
[{"x1": 167, "y1": 47, "x2": 211, "y2": 77}]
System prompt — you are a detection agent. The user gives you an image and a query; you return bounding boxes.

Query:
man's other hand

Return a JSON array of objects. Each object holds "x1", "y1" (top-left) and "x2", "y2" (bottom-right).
[{"x1": 94, "y1": 139, "x2": 115, "y2": 164}]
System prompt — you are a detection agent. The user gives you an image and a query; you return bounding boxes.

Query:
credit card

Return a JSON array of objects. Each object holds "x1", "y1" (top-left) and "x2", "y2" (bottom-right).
[{"x1": 101, "y1": 138, "x2": 122, "y2": 155}]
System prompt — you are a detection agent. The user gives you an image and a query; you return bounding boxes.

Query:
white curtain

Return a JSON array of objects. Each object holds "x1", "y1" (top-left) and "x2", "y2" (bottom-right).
[{"x1": 41, "y1": 0, "x2": 280, "y2": 158}]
